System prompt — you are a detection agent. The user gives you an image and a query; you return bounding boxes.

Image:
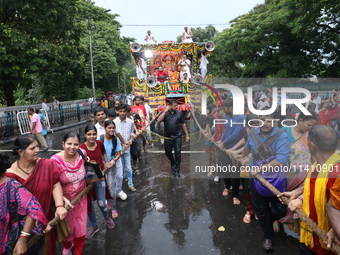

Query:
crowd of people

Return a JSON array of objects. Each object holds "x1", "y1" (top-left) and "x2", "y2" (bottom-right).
[
  {"x1": 0, "y1": 93, "x2": 165, "y2": 254},
  {"x1": 2, "y1": 88, "x2": 340, "y2": 255},
  {"x1": 203, "y1": 90, "x2": 340, "y2": 254}
]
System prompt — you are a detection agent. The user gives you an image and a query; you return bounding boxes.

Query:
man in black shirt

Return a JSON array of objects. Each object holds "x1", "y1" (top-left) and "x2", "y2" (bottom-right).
[{"x1": 157, "y1": 99, "x2": 190, "y2": 177}]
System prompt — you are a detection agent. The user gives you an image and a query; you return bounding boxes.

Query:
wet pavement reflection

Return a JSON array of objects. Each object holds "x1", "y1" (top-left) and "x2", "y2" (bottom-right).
[{"x1": 1, "y1": 124, "x2": 300, "y2": 254}]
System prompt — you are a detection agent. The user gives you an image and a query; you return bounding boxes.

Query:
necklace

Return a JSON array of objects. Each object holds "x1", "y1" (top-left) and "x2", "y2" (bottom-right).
[{"x1": 17, "y1": 160, "x2": 34, "y2": 175}]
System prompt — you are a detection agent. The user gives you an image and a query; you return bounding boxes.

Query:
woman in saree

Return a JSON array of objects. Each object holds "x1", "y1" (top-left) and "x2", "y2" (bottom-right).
[
  {"x1": 319, "y1": 93, "x2": 340, "y2": 137},
  {"x1": 5, "y1": 135, "x2": 68, "y2": 255},
  {"x1": 0, "y1": 153, "x2": 48, "y2": 255},
  {"x1": 50, "y1": 133, "x2": 87, "y2": 255},
  {"x1": 277, "y1": 111, "x2": 318, "y2": 237}
]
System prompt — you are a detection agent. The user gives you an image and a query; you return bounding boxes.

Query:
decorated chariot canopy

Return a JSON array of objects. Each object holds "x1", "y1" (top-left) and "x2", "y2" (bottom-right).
[{"x1": 130, "y1": 42, "x2": 214, "y2": 111}]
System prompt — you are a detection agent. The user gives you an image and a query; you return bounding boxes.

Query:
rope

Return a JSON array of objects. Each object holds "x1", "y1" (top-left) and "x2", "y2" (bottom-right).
[
  {"x1": 188, "y1": 103, "x2": 340, "y2": 254},
  {"x1": 148, "y1": 129, "x2": 202, "y2": 141},
  {"x1": 254, "y1": 173, "x2": 340, "y2": 254},
  {"x1": 25, "y1": 112, "x2": 163, "y2": 251}
]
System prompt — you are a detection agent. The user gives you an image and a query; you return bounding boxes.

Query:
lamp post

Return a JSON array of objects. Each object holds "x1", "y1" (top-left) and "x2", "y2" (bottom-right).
[
  {"x1": 88, "y1": 9, "x2": 111, "y2": 98},
  {"x1": 125, "y1": 73, "x2": 130, "y2": 94}
]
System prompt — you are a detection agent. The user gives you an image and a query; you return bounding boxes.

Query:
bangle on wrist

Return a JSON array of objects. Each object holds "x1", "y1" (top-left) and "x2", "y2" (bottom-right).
[
  {"x1": 19, "y1": 235, "x2": 29, "y2": 239},
  {"x1": 56, "y1": 205, "x2": 65, "y2": 209},
  {"x1": 21, "y1": 231, "x2": 31, "y2": 236}
]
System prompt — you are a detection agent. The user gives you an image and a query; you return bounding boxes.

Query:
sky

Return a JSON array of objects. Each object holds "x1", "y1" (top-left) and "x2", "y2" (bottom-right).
[{"x1": 94, "y1": 0, "x2": 265, "y2": 43}]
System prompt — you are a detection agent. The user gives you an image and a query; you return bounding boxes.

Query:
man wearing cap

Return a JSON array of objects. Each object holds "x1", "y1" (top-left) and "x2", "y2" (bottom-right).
[{"x1": 257, "y1": 94, "x2": 270, "y2": 110}]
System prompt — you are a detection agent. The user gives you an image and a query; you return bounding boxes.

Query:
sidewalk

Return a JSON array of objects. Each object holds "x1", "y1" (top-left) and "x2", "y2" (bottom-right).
[{"x1": 0, "y1": 119, "x2": 91, "y2": 145}]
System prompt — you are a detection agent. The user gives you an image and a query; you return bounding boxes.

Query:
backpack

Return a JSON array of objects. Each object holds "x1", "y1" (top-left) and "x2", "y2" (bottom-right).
[
  {"x1": 250, "y1": 128, "x2": 284, "y2": 166},
  {"x1": 250, "y1": 128, "x2": 286, "y2": 197},
  {"x1": 307, "y1": 100, "x2": 317, "y2": 113},
  {"x1": 78, "y1": 149, "x2": 104, "y2": 183}
]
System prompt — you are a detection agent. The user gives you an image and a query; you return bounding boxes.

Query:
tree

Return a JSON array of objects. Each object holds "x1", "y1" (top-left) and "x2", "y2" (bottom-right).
[
  {"x1": 209, "y1": 0, "x2": 340, "y2": 80},
  {"x1": 0, "y1": 0, "x2": 135, "y2": 105},
  {"x1": 0, "y1": 0, "x2": 80, "y2": 105},
  {"x1": 57, "y1": 0, "x2": 135, "y2": 98}
]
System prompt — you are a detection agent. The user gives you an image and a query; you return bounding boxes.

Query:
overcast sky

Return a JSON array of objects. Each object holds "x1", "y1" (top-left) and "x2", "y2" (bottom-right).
[{"x1": 94, "y1": 0, "x2": 265, "y2": 43}]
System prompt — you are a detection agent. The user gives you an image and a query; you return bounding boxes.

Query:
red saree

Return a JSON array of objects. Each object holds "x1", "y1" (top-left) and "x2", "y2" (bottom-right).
[{"x1": 5, "y1": 158, "x2": 62, "y2": 255}]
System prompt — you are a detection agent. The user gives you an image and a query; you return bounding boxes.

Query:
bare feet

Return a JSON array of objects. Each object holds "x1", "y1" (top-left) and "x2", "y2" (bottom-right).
[
  {"x1": 243, "y1": 213, "x2": 251, "y2": 223},
  {"x1": 222, "y1": 188, "x2": 229, "y2": 196},
  {"x1": 233, "y1": 197, "x2": 241, "y2": 205}
]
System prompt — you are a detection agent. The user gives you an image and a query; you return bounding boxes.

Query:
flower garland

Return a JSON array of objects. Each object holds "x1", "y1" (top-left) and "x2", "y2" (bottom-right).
[{"x1": 135, "y1": 43, "x2": 206, "y2": 54}]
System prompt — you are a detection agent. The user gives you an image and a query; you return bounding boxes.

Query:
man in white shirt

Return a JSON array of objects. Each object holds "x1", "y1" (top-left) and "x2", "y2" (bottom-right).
[
  {"x1": 89, "y1": 94, "x2": 94, "y2": 104},
  {"x1": 94, "y1": 109, "x2": 126, "y2": 145},
  {"x1": 51, "y1": 96, "x2": 60, "y2": 109},
  {"x1": 41, "y1": 98, "x2": 49, "y2": 110},
  {"x1": 126, "y1": 93, "x2": 133, "y2": 106},
  {"x1": 315, "y1": 92, "x2": 321, "y2": 108},
  {"x1": 115, "y1": 104, "x2": 136, "y2": 193},
  {"x1": 257, "y1": 94, "x2": 270, "y2": 110}
]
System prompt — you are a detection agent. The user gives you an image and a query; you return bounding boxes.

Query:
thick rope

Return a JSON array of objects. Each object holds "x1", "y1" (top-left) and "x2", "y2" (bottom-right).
[
  {"x1": 26, "y1": 112, "x2": 162, "y2": 251},
  {"x1": 188, "y1": 104, "x2": 340, "y2": 254}
]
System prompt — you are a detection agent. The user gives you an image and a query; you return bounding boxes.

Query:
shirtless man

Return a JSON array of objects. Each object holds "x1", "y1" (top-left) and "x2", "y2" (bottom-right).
[
  {"x1": 144, "y1": 30, "x2": 157, "y2": 44},
  {"x1": 182, "y1": 26, "x2": 193, "y2": 43},
  {"x1": 178, "y1": 55, "x2": 191, "y2": 79}
]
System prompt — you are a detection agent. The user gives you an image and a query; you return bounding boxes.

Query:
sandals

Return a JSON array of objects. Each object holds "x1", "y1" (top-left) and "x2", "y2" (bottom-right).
[
  {"x1": 243, "y1": 214, "x2": 251, "y2": 224},
  {"x1": 128, "y1": 186, "x2": 137, "y2": 192},
  {"x1": 132, "y1": 167, "x2": 140, "y2": 175}
]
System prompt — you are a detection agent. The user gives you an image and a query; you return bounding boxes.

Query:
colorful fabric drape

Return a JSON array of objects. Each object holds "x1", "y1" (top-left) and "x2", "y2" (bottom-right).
[
  {"x1": 300, "y1": 152, "x2": 340, "y2": 250},
  {"x1": 5, "y1": 158, "x2": 62, "y2": 255},
  {"x1": 330, "y1": 177, "x2": 340, "y2": 210},
  {"x1": 279, "y1": 132, "x2": 311, "y2": 225},
  {"x1": 0, "y1": 179, "x2": 48, "y2": 254}
]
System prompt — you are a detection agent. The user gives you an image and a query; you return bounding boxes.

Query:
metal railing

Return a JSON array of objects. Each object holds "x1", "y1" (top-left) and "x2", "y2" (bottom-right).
[{"x1": 0, "y1": 103, "x2": 94, "y2": 138}]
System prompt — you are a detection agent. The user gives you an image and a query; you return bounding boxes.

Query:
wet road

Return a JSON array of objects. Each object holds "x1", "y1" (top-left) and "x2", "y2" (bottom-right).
[{"x1": 1, "y1": 124, "x2": 300, "y2": 255}]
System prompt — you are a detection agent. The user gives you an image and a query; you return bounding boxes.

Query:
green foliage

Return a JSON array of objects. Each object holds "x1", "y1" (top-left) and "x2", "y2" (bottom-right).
[
  {"x1": 0, "y1": 0, "x2": 134, "y2": 106},
  {"x1": 210, "y1": 0, "x2": 340, "y2": 79},
  {"x1": 75, "y1": 85, "x2": 103, "y2": 99}
]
